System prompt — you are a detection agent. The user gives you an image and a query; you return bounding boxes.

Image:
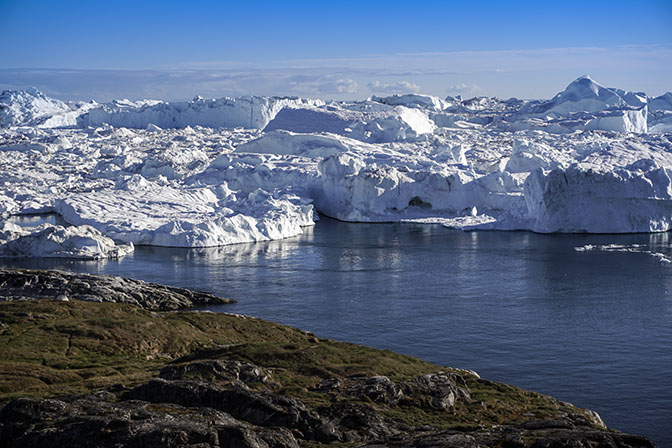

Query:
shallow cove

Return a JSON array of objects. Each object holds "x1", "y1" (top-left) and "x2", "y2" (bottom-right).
[{"x1": 1, "y1": 217, "x2": 670, "y2": 446}]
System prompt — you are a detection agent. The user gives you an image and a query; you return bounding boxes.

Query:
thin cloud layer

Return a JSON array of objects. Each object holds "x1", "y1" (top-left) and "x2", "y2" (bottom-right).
[{"x1": 1, "y1": 45, "x2": 670, "y2": 101}]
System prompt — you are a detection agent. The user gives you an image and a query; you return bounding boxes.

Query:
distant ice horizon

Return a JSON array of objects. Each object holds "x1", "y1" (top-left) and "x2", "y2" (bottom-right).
[{"x1": 1, "y1": 45, "x2": 671, "y2": 103}]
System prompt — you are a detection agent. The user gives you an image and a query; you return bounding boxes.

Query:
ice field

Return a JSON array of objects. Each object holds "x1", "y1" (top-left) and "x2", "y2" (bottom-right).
[{"x1": 1, "y1": 75, "x2": 672, "y2": 258}]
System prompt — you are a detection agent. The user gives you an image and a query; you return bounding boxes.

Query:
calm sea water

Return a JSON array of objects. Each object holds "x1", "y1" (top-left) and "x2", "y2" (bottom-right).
[{"x1": 2, "y1": 216, "x2": 671, "y2": 446}]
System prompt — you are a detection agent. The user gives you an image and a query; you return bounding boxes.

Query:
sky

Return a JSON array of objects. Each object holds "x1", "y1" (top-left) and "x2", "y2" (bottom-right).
[{"x1": 0, "y1": 0, "x2": 671, "y2": 101}]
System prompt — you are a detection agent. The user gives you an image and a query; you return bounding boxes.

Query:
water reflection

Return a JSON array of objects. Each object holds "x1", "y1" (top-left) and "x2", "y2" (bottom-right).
[{"x1": 7, "y1": 213, "x2": 69, "y2": 228}]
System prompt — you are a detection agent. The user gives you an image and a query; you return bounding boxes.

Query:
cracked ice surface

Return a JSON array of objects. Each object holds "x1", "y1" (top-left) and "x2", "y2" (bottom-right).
[{"x1": 1, "y1": 75, "x2": 672, "y2": 255}]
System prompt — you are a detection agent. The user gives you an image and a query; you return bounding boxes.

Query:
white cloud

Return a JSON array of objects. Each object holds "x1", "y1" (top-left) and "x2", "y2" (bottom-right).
[
  {"x1": 368, "y1": 80, "x2": 421, "y2": 93},
  {"x1": 447, "y1": 83, "x2": 481, "y2": 94},
  {"x1": 288, "y1": 76, "x2": 358, "y2": 95}
]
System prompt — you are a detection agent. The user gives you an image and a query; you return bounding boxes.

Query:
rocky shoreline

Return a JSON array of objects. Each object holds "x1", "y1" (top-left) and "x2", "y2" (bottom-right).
[
  {"x1": 0, "y1": 268, "x2": 234, "y2": 310},
  {"x1": 0, "y1": 269, "x2": 656, "y2": 447}
]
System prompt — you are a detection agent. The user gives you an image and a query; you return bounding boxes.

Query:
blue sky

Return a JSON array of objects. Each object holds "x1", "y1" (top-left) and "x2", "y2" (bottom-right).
[{"x1": 1, "y1": 0, "x2": 671, "y2": 100}]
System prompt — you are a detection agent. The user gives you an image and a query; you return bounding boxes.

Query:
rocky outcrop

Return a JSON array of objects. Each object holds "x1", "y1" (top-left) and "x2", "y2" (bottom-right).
[
  {"x1": 0, "y1": 268, "x2": 234, "y2": 310},
  {"x1": 0, "y1": 360, "x2": 655, "y2": 448},
  {"x1": 159, "y1": 359, "x2": 274, "y2": 385},
  {"x1": 0, "y1": 396, "x2": 299, "y2": 448},
  {"x1": 372, "y1": 425, "x2": 654, "y2": 448}
]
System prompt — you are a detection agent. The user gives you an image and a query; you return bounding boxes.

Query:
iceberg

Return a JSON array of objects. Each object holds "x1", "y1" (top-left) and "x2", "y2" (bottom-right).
[
  {"x1": 525, "y1": 165, "x2": 672, "y2": 233},
  {"x1": 263, "y1": 102, "x2": 436, "y2": 142},
  {"x1": 648, "y1": 92, "x2": 672, "y2": 133},
  {"x1": 0, "y1": 221, "x2": 133, "y2": 259},
  {"x1": 77, "y1": 95, "x2": 324, "y2": 130},
  {"x1": 511, "y1": 76, "x2": 649, "y2": 133},
  {"x1": 0, "y1": 75, "x2": 671, "y2": 253},
  {"x1": 371, "y1": 93, "x2": 451, "y2": 111},
  {"x1": 54, "y1": 181, "x2": 314, "y2": 247},
  {"x1": 529, "y1": 75, "x2": 630, "y2": 116},
  {"x1": 0, "y1": 88, "x2": 76, "y2": 128}
]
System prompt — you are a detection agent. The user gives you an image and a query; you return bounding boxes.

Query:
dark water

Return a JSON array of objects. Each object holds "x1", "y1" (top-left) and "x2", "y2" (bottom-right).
[{"x1": 2, "y1": 218, "x2": 670, "y2": 446}]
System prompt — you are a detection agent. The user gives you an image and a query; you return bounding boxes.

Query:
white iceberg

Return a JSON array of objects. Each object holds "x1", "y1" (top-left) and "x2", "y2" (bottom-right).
[
  {"x1": 1, "y1": 75, "x2": 672, "y2": 251},
  {"x1": 0, "y1": 221, "x2": 133, "y2": 259},
  {"x1": 55, "y1": 180, "x2": 314, "y2": 247},
  {"x1": 263, "y1": 102, "x2": 435, "y2": 142},
  {"x1": 77, "y1": 95, "x2": 324, "y2": 130},
  {"x1": 525, "y1": 165, "x2": 672, "y2": 233}
]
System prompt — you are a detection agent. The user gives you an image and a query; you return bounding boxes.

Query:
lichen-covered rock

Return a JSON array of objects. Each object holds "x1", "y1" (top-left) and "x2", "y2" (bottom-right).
[
  {"x1": 401, "y1": 371, "x2": 472, "y2": 410},
  {"x1": 314, "y1": 371, "x2": 471, "y2": 410},
  {"x1": 0, "y1": 397, "x2": 299, "y2": 448},
  {"x1": 123, "y1": 378, "x2": 330, "y2": 440},
  {"x1": 160, "y1": 360, "x2": 273, "y2": 385}
]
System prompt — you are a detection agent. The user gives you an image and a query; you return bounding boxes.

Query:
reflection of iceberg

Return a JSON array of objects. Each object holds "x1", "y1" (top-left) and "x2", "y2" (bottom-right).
[{"x1": 170, "y1": 228, "x2": 313, "y2": 265}]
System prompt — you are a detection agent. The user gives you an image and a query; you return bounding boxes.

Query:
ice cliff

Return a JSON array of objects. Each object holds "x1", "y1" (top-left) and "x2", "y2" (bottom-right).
[{"x1": 1, "y1": 75, "x2": 672, "y2": 254}]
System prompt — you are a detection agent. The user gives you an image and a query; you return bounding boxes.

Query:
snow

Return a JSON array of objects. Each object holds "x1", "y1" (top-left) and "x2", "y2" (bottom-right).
[{"x1": 0, "y1": 76, "x2": 672, "y2": 257}]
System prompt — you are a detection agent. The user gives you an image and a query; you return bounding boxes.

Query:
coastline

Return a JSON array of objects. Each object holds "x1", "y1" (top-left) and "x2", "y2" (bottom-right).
[{"x1": 0, "y1": 268, "x2": 656, "y2": 447}]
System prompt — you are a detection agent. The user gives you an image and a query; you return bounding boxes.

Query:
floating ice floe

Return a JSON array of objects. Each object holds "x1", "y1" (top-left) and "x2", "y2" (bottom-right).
[
  {"x1": 0, "y1": 75, "x2": 671, "y2": 255},
  {"x1": 574, "y1": 243, "x2": 672, "y2": 264},
  {"x1": 0, "y1": 221, "x2": 133, "y2": 259}
]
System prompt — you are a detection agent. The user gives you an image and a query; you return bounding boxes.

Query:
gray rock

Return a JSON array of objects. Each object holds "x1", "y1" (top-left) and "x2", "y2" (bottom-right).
[
  {"x1": 0, "y1": 374, "x2": 656, "y2": 448},
  {"x1": 0, "y1": 396, "x2": 298, "y2": 448},
  {"x1": 160, "y1": 360, "x2": 273, "y2": 386},
  {"x1": 123, "y1": 378, "x2": 332, "y2": 440},
  {"x1": 401, "y1": 371, "x2": 471, "y2": 410},
  {"x1": 0, "y1": 268, "x2": 234, "y2": 310},
  {"x1": 315, "y1": 371, "x2": 471, "y2": 410}
]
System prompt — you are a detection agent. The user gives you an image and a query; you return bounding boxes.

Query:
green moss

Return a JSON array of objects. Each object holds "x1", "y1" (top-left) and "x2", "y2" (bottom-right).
[{"x1": 0, "y1": 300, "x2": 593, "y2": 429}]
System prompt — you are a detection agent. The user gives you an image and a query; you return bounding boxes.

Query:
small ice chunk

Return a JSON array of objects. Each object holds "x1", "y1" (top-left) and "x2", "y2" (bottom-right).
[{"x1": 54, "y1": 294, "x2": 69, "y2": 302}]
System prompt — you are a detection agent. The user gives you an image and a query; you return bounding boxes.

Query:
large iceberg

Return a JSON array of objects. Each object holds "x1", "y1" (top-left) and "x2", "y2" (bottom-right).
[
  {"x1": 0, "y1": 75, "x2": 671, "y2": 256},
  {"x1": 525, "y1": 165, "x2": 672, "y2": 233},
  {"x1": 0, "y1": 88, "x2": 77, "y2": 128},
  {"x1": 510, "y1": 76, "x2": 649, "y2": 134},
  {"x1": 54, "y1": 179, "x2": 315, "y2": 247},
  {"x1": 77, "y1": 96, "x2": 324, "y2": 130},
  {"x1": 263, "y1": 102, "x2": 436, "y2": 142}
]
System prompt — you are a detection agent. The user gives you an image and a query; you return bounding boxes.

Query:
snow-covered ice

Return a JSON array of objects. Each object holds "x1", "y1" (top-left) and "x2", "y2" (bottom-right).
[
  {"x1": 1, "y1": 75, "x2": 672, "y2": 255},
  {"x1": 0, "y1": 221, "x2": 133, "y2": 259}
]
